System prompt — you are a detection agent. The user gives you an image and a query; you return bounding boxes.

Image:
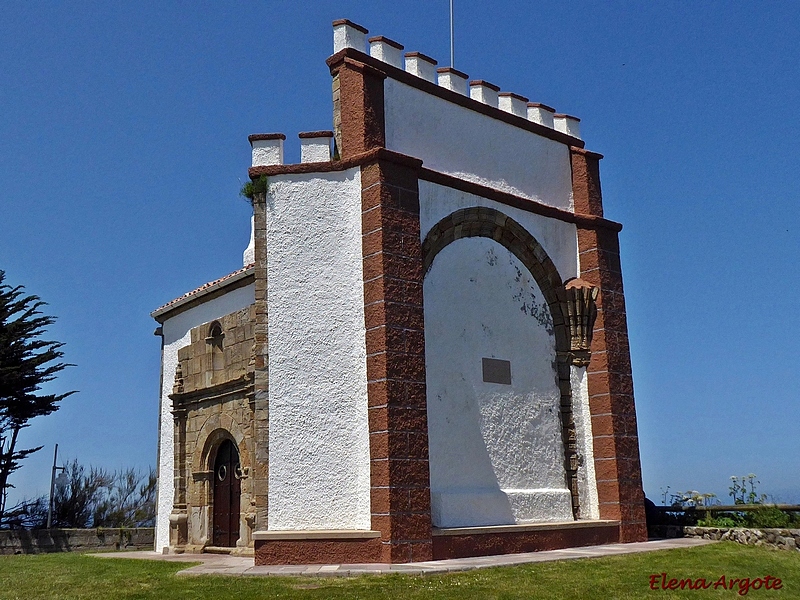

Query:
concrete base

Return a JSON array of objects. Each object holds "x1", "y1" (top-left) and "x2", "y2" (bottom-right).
[{"x1": 93, "y1": 538, "x2": 716, "y2": 576}]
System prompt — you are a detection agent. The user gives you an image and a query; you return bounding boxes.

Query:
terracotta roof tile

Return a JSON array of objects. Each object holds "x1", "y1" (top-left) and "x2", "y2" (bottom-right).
[{"x1": 152, "y1": 263, "x2": 255, "y2": 317}]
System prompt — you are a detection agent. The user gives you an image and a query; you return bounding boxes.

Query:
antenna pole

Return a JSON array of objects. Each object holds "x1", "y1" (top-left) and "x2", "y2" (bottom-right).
[
  {"x1": 450, "y1": 0, "x2": 454, "y2": 67},
  {"x1": 46, "y1": 444, "x2": 65, "y2": 529},
  {"x1": 47, "y1": 444, "x2": 58, "y2": 529}
]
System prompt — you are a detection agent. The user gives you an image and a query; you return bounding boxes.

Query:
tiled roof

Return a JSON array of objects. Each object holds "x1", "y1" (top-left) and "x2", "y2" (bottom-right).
[{"x1": 151, "y1": 263, "x2": 255, "y2": 318}]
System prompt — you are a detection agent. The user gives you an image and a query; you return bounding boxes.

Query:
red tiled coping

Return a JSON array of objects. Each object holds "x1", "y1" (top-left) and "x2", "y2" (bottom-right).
[
  {"x1": 469, "y1": 80, "x2": 500, "y2": 92},
  {"x1": 332, "y1": 19, "x2": 368, "y2": 34},
  {"x1": 404, "y1": 51, "x2": 437, "y2": 65},
  {"x1": 151, "y1": 264, "x2": 255, "y2": 320},
  {"x1": 248, "y1": 133, "x2": 286, "y2": 142},
  {"x1": 368, "y1": 36, "x2": 404, "y2": 50},
  {"x1": 436, "y1": 67, "x2": 469, "y2": 79},
  {"x1": 498, "y1": 92, "x2": 529, "y2": 102},
  {"x1": 528, "y1": 102, "x2": 556, "y2": 112}
]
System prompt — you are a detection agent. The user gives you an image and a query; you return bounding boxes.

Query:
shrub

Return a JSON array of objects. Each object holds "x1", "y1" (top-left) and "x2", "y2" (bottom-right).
[
  {"x1": 746, "y1": 506, "x2": 791, "y2": 529},
  {"x1": 698, "y1": 515, "x2": 741, "y2": 528},
  {"x1": 240, "y1": 175, "x2": 268, "y2": 201}
]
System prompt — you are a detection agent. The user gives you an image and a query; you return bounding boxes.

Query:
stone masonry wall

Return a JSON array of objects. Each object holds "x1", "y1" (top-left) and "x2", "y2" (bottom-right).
[
  {"x1": 683, "y1": 526, "x2": 800, "y2": 552},
  {"x1": 170, "y1": 305, "x2": 258, "y2": 554},
  {"x1": 0, "y1": 528, "x2": 154, "y2": 555},
  {"x1": 176, "y1": 305, "x2": 256, "y2": 393}
]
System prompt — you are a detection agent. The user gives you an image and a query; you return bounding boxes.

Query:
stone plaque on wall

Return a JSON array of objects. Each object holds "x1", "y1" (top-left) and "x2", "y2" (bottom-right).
[{"x1": 482, "y1": 358, "x2": 512, "y2": 385}]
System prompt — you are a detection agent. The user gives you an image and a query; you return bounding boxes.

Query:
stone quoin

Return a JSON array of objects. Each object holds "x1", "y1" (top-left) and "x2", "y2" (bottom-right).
[{"x1": 151, "y1": 18, "x2": 647, "y2": 564}]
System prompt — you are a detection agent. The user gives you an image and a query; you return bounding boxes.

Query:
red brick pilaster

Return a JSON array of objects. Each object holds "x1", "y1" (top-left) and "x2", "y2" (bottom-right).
[
  {"x1": 571, "y1": 147, "x2": 647, "y2": 543},
  {"x1": 361, "y1": 153, "x2": 432, "y2": 563},
  {"x1": 328, "y1": 54, "x2": 386, "y2": 159}
]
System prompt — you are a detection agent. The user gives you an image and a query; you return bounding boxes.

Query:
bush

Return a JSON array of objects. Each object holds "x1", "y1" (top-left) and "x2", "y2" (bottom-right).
[
  {"x1": 239, "y1": 175, "x2": 268, "y2": 201},
  {"x1": 698, "y1": 515, "x2": 741, "y2": 528},
  {"x1": 3, "y1": 459, "x2": 156, "y2": 529},
  {"x1": 746, "y1": 506, "x2": 791, "y2": 529}
]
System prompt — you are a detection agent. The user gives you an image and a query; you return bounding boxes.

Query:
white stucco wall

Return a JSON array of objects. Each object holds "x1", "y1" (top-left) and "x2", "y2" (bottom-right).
[
  {"x1": 424, "y1": 237, "x2": 573, "y2": 527},
  {"x1": 384, "y1": 79, "x2": 574, "y2": 210},
  {"x1": 265, "y1": 169, "x2": 371, "y2": 531},
  {"x1": 419, "y1": 181, "x2": 599, "y2": 519},
  {"x1": 572, "y1": 366, "x2": 600, "y2": 519},
  {"x1": 419, "y1": 180, "x2": 579, "y2": 282},
  {"x1": 155, "y1": 283, "x2": 255, "y2": 552}
]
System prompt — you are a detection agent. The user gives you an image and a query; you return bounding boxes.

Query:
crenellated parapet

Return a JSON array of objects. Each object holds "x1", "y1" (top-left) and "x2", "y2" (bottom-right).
[{"x1": 332, "y1": 18, "x2": 582, "y2": 140}]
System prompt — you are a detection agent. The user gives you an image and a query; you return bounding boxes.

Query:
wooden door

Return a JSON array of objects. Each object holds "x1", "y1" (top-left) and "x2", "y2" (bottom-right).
[{"x1": 212, "y1": 439, "x2": 241, "y2": 547}]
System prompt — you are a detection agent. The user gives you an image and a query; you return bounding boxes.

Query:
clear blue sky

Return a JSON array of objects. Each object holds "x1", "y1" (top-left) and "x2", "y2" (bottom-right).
[{"x1": 2, "y1": 1, "x2": 798, "y2": 508}]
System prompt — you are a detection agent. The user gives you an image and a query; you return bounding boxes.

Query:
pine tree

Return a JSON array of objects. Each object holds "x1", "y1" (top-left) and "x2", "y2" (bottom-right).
[{"x1": 0, "y1": 270, "x2": 75, "y2": 524}]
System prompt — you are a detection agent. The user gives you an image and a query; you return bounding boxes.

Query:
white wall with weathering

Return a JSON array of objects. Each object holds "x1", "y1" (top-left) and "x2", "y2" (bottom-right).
[{"x1": 420, "y1": 182, "x2": 599, "y2": 527}]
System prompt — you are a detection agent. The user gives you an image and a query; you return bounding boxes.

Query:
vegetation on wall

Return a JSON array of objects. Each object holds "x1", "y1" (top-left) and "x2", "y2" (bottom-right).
[{"x1": 239, "y1": 175, "x2": 269, "y2": 201}]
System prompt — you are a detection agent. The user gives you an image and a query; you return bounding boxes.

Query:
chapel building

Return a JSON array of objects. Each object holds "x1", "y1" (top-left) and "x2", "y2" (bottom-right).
[{"x1": 152, "y1": 19, "x2": 647, "y2": 565}]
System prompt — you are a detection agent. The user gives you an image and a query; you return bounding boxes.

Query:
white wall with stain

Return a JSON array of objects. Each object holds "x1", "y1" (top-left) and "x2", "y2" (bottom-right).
[
  {"x1": 384, "y1": 79, "x2": 574, "y2": 211},
  {"x1": 265, "y1": 168, "x2": 372, "y2": 531},
  {"x1": 572, "y1": 365, "x2": 600, "y2": 519},
  {"x1": 424, "y1": 236, "x2": 573, "y2": 527},
  {"x1": 420, "y1": 180, "x2": 598, "y2": 526}
]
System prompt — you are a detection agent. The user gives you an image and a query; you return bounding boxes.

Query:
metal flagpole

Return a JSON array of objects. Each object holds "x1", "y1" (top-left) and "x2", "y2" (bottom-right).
[{"x1": 450, "y1": 0, "x2": 455, "y2": 67}]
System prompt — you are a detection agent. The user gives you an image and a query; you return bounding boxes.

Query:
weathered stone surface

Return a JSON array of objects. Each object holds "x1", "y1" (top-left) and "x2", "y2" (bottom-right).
[
  {"x1": 0, "y1": 528, "x2": 154, "y2": 555},
  {"x1": 681, "y1": 527, "x2": 800, "y2": 552},
  {"x1": 169, "y1": 305, "x2": 261, "y2": 555}
]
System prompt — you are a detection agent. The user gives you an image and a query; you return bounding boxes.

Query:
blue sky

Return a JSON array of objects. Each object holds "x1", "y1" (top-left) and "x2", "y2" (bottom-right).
[{"x1": 2, "y1": 1, "x2": 798, "y2": 508}]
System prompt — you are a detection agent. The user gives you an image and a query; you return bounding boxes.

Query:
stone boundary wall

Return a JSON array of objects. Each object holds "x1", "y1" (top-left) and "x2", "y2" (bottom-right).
[
  {"x1": 681, "y1": 526, "x2": 800, "y2": 552},
  {"x1": 0, "y1": 528, "x2": 154, "y2": 555}
]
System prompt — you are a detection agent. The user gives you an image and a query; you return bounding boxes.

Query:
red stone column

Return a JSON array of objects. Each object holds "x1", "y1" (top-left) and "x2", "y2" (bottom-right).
[
  {"x1": 571, "y1": 147, "x2": 647, "y2": 543},
  {"x1": 360, "y1": 152, "x2": 433, "y2": 563},
  {"x1": 328, "y1": 52, "x2": 386, "y2": 159}
]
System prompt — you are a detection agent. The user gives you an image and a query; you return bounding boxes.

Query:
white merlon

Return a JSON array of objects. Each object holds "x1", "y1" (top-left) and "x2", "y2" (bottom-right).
[
  {"x1": 437, "y1": 67, "x2": 469, "y2": 96},
  {"x1": 554, "y1": 114, "x2": 581, "y2": 139},
  {"x1": 498, "y1": 92, "x2": 529, "y2": 118},
  {"x1": 332, "y1": 19, "x2": 368, "y2": 53},
  {"x1": 299, "y1": 131, "x2": 333, "y2": 163},
  {"x1": 469, "y1": 80, "x2": 500, "y2": 108},
  {"x1": 249, "y1": 134, "x2": 285, "y2": 167},
  {"x1": 369, "y1": 36, "x2": 404, "y2": 69},
  {"x1": 527, "y1": 103, "x2": 556, "y2": 128},
  {"x1": 404, "y1": 52, "x2": 438, "y2": 83},
  {"x1": 243, "y1": 215, "x2": 255, "y2": 266}
]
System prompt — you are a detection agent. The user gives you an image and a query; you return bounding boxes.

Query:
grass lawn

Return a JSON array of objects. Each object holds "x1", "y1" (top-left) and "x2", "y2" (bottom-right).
[{"x1": 1, "y1": 542, "x2": 798, "y2": 599}]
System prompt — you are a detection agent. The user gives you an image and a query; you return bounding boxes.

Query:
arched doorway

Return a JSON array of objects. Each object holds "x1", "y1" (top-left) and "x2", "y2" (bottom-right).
[{"x1": 213, "y1": 439, "x2": 241, "y2": 547}]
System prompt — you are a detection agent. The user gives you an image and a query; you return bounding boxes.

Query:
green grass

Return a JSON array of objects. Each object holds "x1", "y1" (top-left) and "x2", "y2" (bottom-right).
[{"x1": 0, "y1": 543, "x2": 798, "y2": 599}]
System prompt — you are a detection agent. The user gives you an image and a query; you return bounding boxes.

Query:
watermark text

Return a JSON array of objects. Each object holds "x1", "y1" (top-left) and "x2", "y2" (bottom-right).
[{"x1": 649, "y1": 573, "x2": 782, "y2": 595}]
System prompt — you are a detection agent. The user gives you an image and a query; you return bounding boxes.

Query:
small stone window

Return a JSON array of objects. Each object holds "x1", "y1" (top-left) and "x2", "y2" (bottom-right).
[
  {"x1": 206, "y1": 321, "x2": 225, "y2": 375},
  {"x1": 205, "y1": 321, "x2": 224, "y2": 349}
]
